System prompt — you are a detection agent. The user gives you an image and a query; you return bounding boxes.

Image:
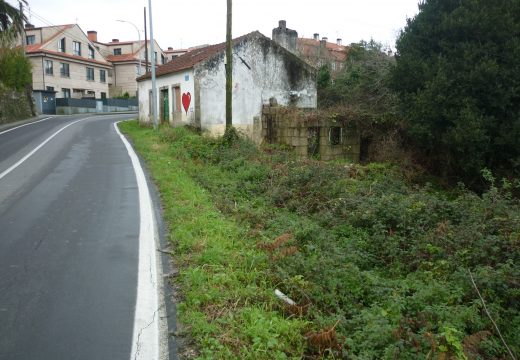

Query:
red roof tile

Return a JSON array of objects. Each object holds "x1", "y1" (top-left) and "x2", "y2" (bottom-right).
[
  {"x1": 106, "y1": 53, "x2": 139, "y2": 62},
  {"x1": 297, "y1": 38, "x2": 348, "y2": 62}
]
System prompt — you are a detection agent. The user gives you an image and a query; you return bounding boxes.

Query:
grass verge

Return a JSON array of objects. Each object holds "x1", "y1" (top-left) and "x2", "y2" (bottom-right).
[{"x1": 119, "y1": 121, "x2": 307, "y2": 359}]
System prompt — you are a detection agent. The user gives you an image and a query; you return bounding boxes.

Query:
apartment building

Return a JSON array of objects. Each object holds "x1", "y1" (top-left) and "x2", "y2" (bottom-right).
[
  {"x1": 272, "y1": 20, "x2": 348, "y2": 77},
  {"x1": 23, "y1": 24, "x2": 112, "y2": 99},
  {"x1": 21, "y1": 23, "x2": 166, "y2": 99},
  {"x1": 89, "y1": 31, "x2": 166, "y2": 97}
]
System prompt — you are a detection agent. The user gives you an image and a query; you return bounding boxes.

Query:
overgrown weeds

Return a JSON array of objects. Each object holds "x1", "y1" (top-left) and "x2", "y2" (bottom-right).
[{"x1": 121, "y1": 121, "x2": 519, "y2": 359}]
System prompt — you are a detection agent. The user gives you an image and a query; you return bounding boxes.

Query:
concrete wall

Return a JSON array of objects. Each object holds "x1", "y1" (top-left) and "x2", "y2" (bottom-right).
[
  {"x1": 195, "y1": 33, "x2": 317, "y2": 137},
  {"x1": 137, "y1": 69, "x2": 195, "y2": 125},
  {"x1": 261, "y1": 105, "x2": 360, "y2": 162}
]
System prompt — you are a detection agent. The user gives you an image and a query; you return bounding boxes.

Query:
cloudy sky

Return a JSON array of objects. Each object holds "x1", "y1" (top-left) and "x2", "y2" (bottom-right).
[{"x1": 12, "y1": 0, "x2": 420, "y2": 50}]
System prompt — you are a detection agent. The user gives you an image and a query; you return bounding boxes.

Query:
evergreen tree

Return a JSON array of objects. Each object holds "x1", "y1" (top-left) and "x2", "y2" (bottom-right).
[{"x1": 392, "y1": 0, "x2": 520, "y2": 184}]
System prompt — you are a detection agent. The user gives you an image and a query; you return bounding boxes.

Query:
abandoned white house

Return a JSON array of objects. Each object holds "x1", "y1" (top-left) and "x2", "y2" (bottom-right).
[{"x1": 136, "y1": 31, "x2": 317, "y2": 137}]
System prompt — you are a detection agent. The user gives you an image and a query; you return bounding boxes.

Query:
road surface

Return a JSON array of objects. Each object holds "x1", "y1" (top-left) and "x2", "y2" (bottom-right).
[{"x1": 0, "y1": 114, "x2": 167, "y2": 360}]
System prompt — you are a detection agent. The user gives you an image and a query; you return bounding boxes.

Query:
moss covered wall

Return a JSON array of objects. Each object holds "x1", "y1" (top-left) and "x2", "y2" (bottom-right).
[{"x1": 0, "y1": 85, "x2": 33, "y2": 125}]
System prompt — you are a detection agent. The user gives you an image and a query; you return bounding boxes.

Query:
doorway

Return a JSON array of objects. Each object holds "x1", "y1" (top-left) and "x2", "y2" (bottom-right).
[{"x1": 159, "y1": 88, "x2": 169, "y2": 123}]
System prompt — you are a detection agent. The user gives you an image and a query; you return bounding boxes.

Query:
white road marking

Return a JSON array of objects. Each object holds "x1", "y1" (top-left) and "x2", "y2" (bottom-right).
[
  {"x1": 113, "y1": 122, "x2": 160, "y2": 360},
  {"x1": 0, "y1": 117, "x2": 54, "y2": 136},
  {"x1": 0, "y1": 118, "x2": 86, "y2": 181}
]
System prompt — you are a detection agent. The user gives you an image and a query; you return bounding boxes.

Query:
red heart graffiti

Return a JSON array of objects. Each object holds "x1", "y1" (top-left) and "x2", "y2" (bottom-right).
[{"x1": 182, "y1": 92, "x2": 191, "y2": 114}]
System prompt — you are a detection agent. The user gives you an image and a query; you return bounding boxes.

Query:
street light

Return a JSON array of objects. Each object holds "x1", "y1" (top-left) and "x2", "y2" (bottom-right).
[{"x1": 116, "y1": 19, "x2": 142, "y2": 75}]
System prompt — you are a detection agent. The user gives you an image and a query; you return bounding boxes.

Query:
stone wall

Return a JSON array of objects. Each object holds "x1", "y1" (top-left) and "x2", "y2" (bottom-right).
[
  {"x1": 260, "y1": 104, "x2": 360, "y2": 162},
  {"x1": 0, "y1": 85, "x2": 33, "y2": 125}
]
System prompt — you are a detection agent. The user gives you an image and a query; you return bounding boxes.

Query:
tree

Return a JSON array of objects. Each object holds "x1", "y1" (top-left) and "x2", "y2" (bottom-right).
[
  {"x1": 0, "y1": 46, "x2": 31, "y2": 91},
  {"x1": 0, "y1": 0, "x2": 27, "y2": 41},
  {"x1": 319, "y1": 40, "x2": 399, "y2": 125},
  {"x1": 392, "y1": 0, "x2": 520, "y2": 184}
]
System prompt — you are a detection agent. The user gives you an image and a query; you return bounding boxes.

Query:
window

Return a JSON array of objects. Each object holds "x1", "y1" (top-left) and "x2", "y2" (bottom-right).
[
  {"x1": 88, "y1": 46, "x2": 95, "y2": 59},
  {"x1": 60, "y1": 63, "x2": 70, "y2": 77},
  {"x1": 26, "y1": 35, "x2": 35, "y2": 45},
  {"x1": 100, "y1": 69, "x2": 106, "y2": 83},
  {"x1": 113, "y1": 48, "x2": 122, "y2": 55},
  {"x1": 136, "y1": 65, "x2": 141, "y2": 75},
  {"x1": 86, "y1": 67, "x2": 95, "y2": 81},
  {"x1": 46, "y1": 86, "x2": 54, "y2": 91},
  {"x1": 62, "y1": 88, "x2": 71, "y2": 98},
  {"x1": 329, "y1": 127, "x2": 342, "y2": 145},
  {"x1": 161, "y1": 54, "x2": 166, "y2": 65},
  {"x1": 73, "y1": 41, "x2": 81, "y2": 56},
  {"x1": 44, "y1": 60, "x2": 53, "y2": 75},
  {"x1": 58, "y1": 38, "x2": 66, "y2": 52},
  {"x1": 100, "y1": 92, "x2": 107, "y2": 99},
  {"x1": 154, "y1": 51, "x2": 157, "y2": 64}
]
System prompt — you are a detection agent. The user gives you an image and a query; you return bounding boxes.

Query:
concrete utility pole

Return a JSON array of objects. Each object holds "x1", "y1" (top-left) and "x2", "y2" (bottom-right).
[
  {"x1": 148, "y1": 0, "x2": 158, "y2": 129},
  {"x1": 116, "y1": 19, "x2": 141, "y2": 75},
  {"x1": 225, "y1": 0, "x2": 232, "y2": 130},
  {"x1": 144, "y1": 7, "x2": 149, "y2": 73}
]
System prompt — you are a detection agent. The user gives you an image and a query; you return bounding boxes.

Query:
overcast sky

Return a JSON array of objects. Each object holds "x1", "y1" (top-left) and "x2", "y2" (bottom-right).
[{"x1": 12, "y1": 0, "x2": 420, "y2": 50}]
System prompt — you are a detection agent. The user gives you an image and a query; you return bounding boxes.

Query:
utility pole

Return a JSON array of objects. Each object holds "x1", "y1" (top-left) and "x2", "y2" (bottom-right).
[
  {"x1": 19, "y1": 1, "x2": 25, "y2": 47},
  {"x1": 144, "y1": 7, "x2": 149, "y2": 73},
  {"x1": 225, "y1": 0, "x2": 232, "y2": 130},
  {"x1": 148, "y1": 0, "x2": 158, "y2": 129}
]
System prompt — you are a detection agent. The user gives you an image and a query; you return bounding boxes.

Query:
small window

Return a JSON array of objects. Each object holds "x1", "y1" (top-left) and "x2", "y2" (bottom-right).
[
  {"x1": 60, "y1": 63, "x2": 70, "y2": 77},
  {"x1": 44, "y1": 60, "x2": 53, "y2": 75},
  {"x1": 86, "y1": 67, "x2": 95, "y2": 81},
  {"x1": 154, "y1": 51, "x2": 157, "y2": 64},
  {"x1": 113, "y1": 48, "x2": 122, "y2": 55},
  {"x1": 161, "y1": 54, "x2": 166, "y2": 65},
  {"x1": 101, "y1": 92, "x2": 107, "y2": 99},
  {"x1": 329, "y1": 127, "x2": 342, "y2": 145},
  {"x1": 62, "y1": 88, "x2": 71, "y2": 98},
  {"x1": 26, "y1": 35, "x2": 35, "y2": 45},
  {"x1": 73, "y1": 41, "x2": 81, "y2": 56},
  {"x1": 46, "y1": 86, "x2": 54, "y2": 91},
  {"x1": 58, "y1": 38, "x2": 66, "y2": 52},
  {"x1": 100, "y1": 69, "x2": 106, "y2": 83},
  {"x1": 88, "y1": 46, "x2": 95, "y2": 59}
]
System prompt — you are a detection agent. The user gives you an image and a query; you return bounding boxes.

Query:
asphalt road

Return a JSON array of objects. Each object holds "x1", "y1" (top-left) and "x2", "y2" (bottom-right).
[{"x1": 0, "y1": 114, "x2": 164, "y2": 360}]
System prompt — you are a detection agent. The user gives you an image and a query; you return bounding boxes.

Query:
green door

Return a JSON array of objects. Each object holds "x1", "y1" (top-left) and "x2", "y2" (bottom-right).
[{"x1": 163, "y1": 95, "x2": 169, "y2": 122}]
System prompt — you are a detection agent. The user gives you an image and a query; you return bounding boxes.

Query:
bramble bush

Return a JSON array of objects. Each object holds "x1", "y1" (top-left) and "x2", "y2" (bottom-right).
[{"x1": 159, "y1": 126, "x2": 519, "y2": 359}]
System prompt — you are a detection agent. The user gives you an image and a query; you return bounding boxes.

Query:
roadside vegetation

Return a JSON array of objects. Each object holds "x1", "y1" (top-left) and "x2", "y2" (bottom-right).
[
  {"x1": 119, "y1": 1, "x2": 520, "y2": 358},
  {"x1": 120, "y1": 121, "x2": 519, "y2": 359}
]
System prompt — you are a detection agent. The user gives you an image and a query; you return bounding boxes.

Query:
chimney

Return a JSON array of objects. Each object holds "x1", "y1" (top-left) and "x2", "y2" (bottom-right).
[
  {"x1": 112, "y1": 39, "x2": 119, "y2": 43},
  {"x1": 168, "y1": 47, "x2": 173, "y2": 50},
  {"x1": 322, "y1": 37, "x2": 328, "y2": 42},
  {"x1": 337, "y1": 38, "x2": 342, "y2": 46},
  {"x1": 279, "y1": 20, "x2": 286, "y2": 30},
  {"x1": 87, "y1": 31, "x2": 98, "y2": 42},
  {"x1": 25, "y1": 23, "x2": 35, "y2": 29},
  {"x1": 313, "y1": 33, "x2": 319, "y2": 41}
]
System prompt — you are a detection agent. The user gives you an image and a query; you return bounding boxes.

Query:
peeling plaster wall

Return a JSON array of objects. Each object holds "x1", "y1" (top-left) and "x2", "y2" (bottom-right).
[
  {"x1": 137, "y1": 69, "x2": 195, "y2": 125},
  {"x1": 195, "y1": 34, "x2": 317, "y2": 137}
]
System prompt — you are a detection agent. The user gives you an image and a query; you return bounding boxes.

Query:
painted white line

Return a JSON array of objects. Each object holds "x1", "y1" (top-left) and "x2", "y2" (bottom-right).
[
  {"x1": 113, "y1": 122, "x2": 160, "y2": 360},
  {"x1": 0, "y1": 118, "x2": 87, "y2": 181},
  {"x1": 0, "y1": 117, "x2": 54, "y2": 136}
]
